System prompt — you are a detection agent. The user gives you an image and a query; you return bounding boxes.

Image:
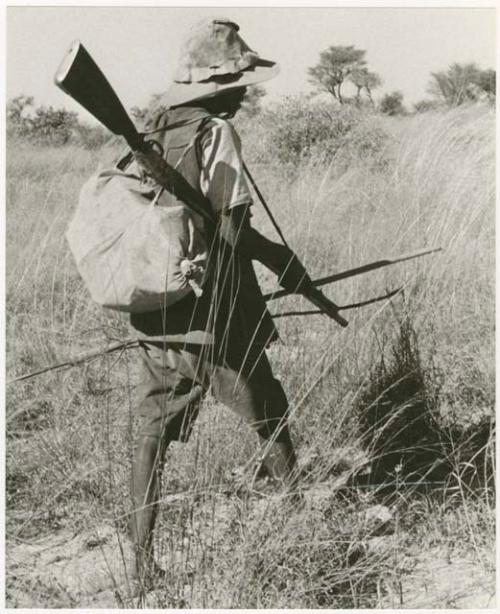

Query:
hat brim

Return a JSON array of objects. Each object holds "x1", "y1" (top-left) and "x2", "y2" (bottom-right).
[{"x1": 158, "y1": 60, "x2": 279, "y2": 109}]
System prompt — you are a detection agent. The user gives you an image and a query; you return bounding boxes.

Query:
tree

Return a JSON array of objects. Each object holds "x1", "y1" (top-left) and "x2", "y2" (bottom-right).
[
  {"x1": 308, "y1": 45, "x2": 366, "y2": 104},
  {"x1": 130, "y1": 105, "x2": 148, "y2": 125},
  {"x1": 349, "y1": 67, "x2": 382, "y2": 105},
  {"x1": 240, "y1": 85, "x2": 266, "y2": 116},
  {"x1": 379, "y1": 91, "x2": 406, "y2": 116},
  {"x1": 7, "y1": 95, "x2": 78, "y2": 144},
  {"x1": 130, "y1": 93, "x2": 167, "y2": 129},
  {"x1": 475, "y1": 68, "x2": 496, "y2": 97},
  {"x1": 427, "y1": 63, "x2": 496, "y2": 106},
  {"x1": 7, "y1": 95, "x2": 35, "y2": 136},
  {"x1": 30, "y1": 105, "x2": 78, "y2": 145}
]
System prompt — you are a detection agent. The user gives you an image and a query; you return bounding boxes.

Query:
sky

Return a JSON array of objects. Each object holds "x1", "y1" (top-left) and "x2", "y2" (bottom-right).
[{"x1": 5, "y1": 4, "x2": 497, "y2": 122}]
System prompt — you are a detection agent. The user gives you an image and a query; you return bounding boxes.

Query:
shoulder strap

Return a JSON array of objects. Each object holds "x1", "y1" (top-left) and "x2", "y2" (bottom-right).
[
  {"x1": 117, "y1": 115, "x2": 217, "y2": 225},
  {"x1": 160, "y1": 116, "x2": 217, "y2": 225},
  {"x1": 161, "y1": 164, "x2": 215, "y2": 226}
]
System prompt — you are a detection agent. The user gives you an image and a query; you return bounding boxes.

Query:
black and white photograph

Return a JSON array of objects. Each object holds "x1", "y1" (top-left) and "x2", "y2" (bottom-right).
[{"x1": 4, "y1": 2, "x2": 496, "y2": 609}]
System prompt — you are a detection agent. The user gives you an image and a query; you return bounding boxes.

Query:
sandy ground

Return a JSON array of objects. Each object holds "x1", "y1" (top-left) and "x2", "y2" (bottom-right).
[{"x1": 6, "y1": 489, "x2": 496, "y2": 609}]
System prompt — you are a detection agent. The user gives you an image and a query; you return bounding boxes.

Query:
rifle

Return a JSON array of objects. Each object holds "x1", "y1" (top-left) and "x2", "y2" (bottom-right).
[
  {"x1": 54, "y1": 40, "x2": 348, "y2": 326},
  {"x1": 55, "y1": 40, "x2": 143, "y2": 150}
]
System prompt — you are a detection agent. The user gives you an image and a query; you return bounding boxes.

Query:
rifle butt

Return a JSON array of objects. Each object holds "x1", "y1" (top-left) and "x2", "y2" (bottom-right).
[{"x1": 54, "y1": 40, "x2": 142, "y2": 150}]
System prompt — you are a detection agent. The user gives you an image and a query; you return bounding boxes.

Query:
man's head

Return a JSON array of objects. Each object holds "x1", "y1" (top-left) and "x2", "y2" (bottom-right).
[
  {"x1": 158, "y1": 18, "x2": 277, "y2": 110},
  {"x1": 192, "y1": 86, "x2": 247, "y2": 117}
]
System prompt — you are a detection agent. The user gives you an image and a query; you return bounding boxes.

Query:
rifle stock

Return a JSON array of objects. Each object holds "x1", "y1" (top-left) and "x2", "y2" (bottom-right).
[{"x1": 54, "y1": 40, "x2": 143, "y2": 150}]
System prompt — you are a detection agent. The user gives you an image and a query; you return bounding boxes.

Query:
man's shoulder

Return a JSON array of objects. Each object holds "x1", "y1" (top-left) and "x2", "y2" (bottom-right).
[{"x1": 201, "y1": 116, "x2": 241, "y2": 150}]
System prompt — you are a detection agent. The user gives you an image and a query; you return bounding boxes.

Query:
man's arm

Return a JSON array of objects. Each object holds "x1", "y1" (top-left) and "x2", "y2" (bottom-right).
[
  {"x1": 218, "y1": 206, "x2": 348, "y2": 326},
  {"x1": 134, "y1": 134, "x2": 347, "y2": 325},
  {"x1": 218, "y1": 205, "x2": 312, "y2": 293}
]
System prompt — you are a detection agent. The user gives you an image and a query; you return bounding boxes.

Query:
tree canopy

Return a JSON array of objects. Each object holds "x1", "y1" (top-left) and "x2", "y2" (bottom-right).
[
  {"x1": 308, "y1": 45, "x2": 367, "y2": 103},
  {"x1": 348, "y1": 67, "x2": 382, "y2": 105},
  {"x1": 240, "y1": 85, "x2": 267, "y2": 116},
  {"x1": 428, "y1": 63, "x2": 496, "y2": 106}
]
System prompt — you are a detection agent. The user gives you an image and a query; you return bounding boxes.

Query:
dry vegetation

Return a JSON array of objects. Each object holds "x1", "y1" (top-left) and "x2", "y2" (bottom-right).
[{"x1": 5, "y1": 103, "x2": 495, "y2": 608}]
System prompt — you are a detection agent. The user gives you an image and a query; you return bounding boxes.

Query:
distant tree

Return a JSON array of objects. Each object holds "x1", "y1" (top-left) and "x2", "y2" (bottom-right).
[
  {"x1": 131, "y1": 93, "x2": 166, "y2": 129},
  {"x1": 379, "y1": 91, "x2": 406, "y2": 116},
  {"x1": 308, "y1": 45, "x2": 367, "y2": 104},
  {"x1": 240, "y1": 85, "x2": 266, "y2": 116},
  {"x1": 29, "y1": 105, "x2": 79, "y2": 145},
  {"x1": 7, "y1": 95, "x2": 78, "y2": 144},
  {"x1": 7, "y1": 95, "x2": 35, "y2": 136},
  {"x1": 428, "y1": 63, "x2": 496, "y2": 106},
  {"x1": 349, "y1": 67, "x2": 382, "y2": 105},
  {"x1": 130, "y1": 105, "x2": 148, "y2": 124},
  {"x1": 474, "y1": 68, "x2": 496, "y2": 98}
]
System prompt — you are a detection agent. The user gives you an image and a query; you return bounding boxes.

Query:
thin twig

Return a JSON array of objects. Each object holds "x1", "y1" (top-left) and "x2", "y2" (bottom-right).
[{"x1": 7, "y1": 340, "x2": 139, "y2": 387}]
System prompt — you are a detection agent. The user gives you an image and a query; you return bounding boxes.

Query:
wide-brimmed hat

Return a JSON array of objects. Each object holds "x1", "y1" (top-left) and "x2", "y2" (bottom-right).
[{"x1": 158, "y1": 18, "x2": 279, "y2": 108}]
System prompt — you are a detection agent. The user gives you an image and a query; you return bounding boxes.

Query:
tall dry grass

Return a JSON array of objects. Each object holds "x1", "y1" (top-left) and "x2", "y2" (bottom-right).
[{"x1": 5, "y1": 104, "x2": 495, "y2": 608}]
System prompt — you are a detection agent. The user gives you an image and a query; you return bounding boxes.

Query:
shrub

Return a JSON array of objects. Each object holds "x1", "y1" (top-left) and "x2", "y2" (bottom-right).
[
  {"x1": 357, "y1": 310, "x2": 494, "y2": 489},
  {"x1": 413, "y1": 99, "x2": 442, "y2": 114},
  {"x1": 379, "y1": 91, "x2": 406, "y2": 116},
  {"x1": 357, "y1": 314, "x2": 445, "y2": 482},
  {"x1": 73, "y1": 123, "x2": 110, "y2": 149},
  {"x1": 7, "y1": 96, "x2": 79, "y2": 146},
  {"x1": 239, "y1": 95, "x2": 389, "y2": 170},
  {"x1": 7, "y1": 95, "x2": 109, "y2": 149}
]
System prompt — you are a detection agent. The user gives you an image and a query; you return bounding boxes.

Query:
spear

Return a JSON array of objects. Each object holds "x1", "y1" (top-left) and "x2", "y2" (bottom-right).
[
  {"x1": 263, "y1": 246, "x2": 441, "y2": 302},
  {"x1": 7, "y1": 248, "x2": 440, "y2": 387}
]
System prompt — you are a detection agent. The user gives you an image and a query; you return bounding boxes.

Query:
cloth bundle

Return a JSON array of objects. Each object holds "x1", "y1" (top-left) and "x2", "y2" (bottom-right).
[{"x1": 67, "y1": 168, "x2": 208, "y2": 312}]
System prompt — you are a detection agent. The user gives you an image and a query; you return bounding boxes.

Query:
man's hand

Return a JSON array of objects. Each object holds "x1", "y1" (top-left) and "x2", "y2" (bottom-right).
[
  {"x1": 278, "y1": 256, "x2": 348, "y2": 326},
  {"x1": 277, "y1": 253, "x2": 315, "y2": 295}
]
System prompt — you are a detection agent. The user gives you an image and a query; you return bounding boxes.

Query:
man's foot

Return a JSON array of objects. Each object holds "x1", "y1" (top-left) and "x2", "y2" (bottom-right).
[{"x1": 112, "y1": 540, "x2": 168, "y2": 605}]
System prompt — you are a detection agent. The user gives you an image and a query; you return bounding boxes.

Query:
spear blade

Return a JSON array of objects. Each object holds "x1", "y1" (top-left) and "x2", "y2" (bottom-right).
[{"x1": 264, "y1": 246, "x2": 441, "y2": 302}]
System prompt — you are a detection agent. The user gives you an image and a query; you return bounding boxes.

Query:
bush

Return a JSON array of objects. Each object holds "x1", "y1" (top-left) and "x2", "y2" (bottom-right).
[
  {"x1": 357, "y1": 311, "x2": 494, "y2": 489},
  {"x1": 357, "y1": 314, "x2": 445, "y2": 482},
  {"x1": 239, "y1": 95, "x2": 389, "y2": 170},
  {"x1": 413, "y1": 99, "x2": 442, "y2": 114},
  {"x1": 7, "y1": 96, "x2": 79, "y2": 146},
  {"x1": 379, "y1": 91, "x2": 406, "y2": 116},
  {"x1": 73, "y1": 123, "x2": 110, "y2": 149},
  {"x1": 7, "y1": 95, "x2": 109, "y2": 149}
]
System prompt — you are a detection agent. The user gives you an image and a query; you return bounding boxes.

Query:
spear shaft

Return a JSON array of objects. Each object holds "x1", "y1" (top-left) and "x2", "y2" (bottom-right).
[
  {"x1": 7, "y1": 248, "x2": 440, "y2": 386},
  {"x1": 264, "y1": 246, "x2": 441, "y2": 302}
]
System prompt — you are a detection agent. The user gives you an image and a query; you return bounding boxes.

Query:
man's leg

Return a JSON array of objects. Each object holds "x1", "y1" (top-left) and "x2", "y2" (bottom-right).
[
  {"x1": 130, "y1": 343, "x2": 204, "y2": 582},
  {"x1": 210, "y1": 346, "x2": 299, "y2": 489},
  {"x1": 129, "y1": 432, "x2": 170, "y2": 578},
  {"x1": 253, "y1": 369, "x2": 298, "y2": 486}
]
